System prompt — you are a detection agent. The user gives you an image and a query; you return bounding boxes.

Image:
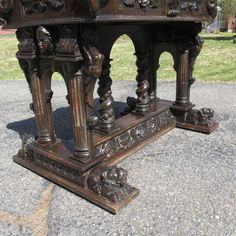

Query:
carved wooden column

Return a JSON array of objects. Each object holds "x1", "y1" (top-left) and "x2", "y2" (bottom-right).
[
  {"x1": 36, "y1": 26, "x2": 57, "y2": 143},
  {"x1": 97, "y1": 58, "x2": 116, "y2": 132},
  {"x1": 175, "y1": 45, "x2": 191, "y2": 107},
  {"x1": 68, "y1": 69, "x2": 92, "y2": 160},
  {"x1": 16, "y1": 28, "x2": 52, "y2": 145},
  {"x1": 135, "y1": 51, "x2": 151, "y2": 114},
  {"x1": 55, "y1": 25, "x2": 92, "y2": 162}
]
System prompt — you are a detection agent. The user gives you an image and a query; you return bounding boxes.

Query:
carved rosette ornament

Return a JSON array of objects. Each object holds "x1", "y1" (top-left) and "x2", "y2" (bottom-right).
[{"x1": 206, "y1": 0, "x2": 217, "y2": 18}]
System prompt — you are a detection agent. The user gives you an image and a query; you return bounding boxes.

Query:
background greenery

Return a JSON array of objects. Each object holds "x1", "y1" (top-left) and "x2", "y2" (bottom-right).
[{"x1": 0, "y1": 33, "x2": 235, "y2": 82}]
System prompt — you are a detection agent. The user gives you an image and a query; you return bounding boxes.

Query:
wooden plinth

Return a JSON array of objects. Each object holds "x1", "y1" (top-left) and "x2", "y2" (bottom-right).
[
  {"x1": 13, "y1": 154, "x2": 139, "y2": 214},
  {"x1": 176, "y1": 121, "x2": 219, "y2": 134},
  {"x1": 13, "y1": 100, "x2": 176, "y2": 214}
]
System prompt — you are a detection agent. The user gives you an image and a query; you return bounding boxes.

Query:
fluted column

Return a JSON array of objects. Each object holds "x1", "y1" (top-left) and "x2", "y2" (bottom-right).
[{"x1": 175, "y1": 47, "x2": 190, "y2": 106}]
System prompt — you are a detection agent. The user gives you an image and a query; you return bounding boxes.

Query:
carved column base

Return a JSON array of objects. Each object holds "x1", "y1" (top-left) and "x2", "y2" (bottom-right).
[{"x1": 172, "y1": 107, "x2": 219, "y2": 134}]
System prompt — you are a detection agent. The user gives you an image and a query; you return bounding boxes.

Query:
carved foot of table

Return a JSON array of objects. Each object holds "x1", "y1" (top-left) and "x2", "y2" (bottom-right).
[{"x1": 171, "y1": 107, "x2": 219, "y2": 134}]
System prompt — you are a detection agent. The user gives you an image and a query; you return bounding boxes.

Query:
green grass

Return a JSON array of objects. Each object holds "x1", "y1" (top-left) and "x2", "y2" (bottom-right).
[{"x1": 0, "y1": 33, "x2": 235, "y2": 82}]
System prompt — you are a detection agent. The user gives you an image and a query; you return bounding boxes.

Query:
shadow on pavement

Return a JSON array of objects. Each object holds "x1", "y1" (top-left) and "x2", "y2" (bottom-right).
[{"x1": 6, "y1": 100, "x2": 128, "y2": 141}]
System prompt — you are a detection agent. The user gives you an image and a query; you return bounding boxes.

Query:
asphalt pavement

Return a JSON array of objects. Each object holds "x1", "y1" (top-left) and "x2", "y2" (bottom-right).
[{"x1": 0, "y1": 80, "x2": 236, "y2": 236}]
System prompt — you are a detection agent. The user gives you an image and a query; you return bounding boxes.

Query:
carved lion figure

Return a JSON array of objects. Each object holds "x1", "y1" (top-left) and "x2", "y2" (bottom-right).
[
  {"x1": 186, "y1": 108, "x2": 214, "y2": 126},
  {"x1": 88, "y1": 166, "x2": 129, "y2": 202}
]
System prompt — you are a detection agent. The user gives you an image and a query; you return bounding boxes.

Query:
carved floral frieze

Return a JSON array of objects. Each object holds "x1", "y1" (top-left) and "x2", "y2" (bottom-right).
[
  {"x1": 19, "y1": 0, "x2": 65, "y2": 14},
  {"x1": 96, "y1": 110, "x2": 175, "y2": 158},
  {"x1": 122, "y1": 0, "x2": 160, "y2": 9}
]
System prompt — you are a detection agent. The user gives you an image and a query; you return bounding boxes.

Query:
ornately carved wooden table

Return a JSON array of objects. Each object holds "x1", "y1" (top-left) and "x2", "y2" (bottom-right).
[{"x1": 1, "y1": 0, "x2": 219, "y2": 213}]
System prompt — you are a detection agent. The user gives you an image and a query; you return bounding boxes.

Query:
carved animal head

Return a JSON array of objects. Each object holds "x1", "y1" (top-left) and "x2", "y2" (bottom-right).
[
  {"x1": 101, "y1": 167, "x2": 128, "y2": 187},
  {"x1": 199, "y1": 108, "x2": 214, "y2": 119}
]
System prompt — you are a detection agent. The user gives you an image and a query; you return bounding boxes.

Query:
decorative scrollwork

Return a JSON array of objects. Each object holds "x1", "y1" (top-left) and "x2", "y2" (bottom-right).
[
  {"x1": 82, "y1": 27, "x2": 104, "y2": 126},
  {"x1": 55, "y1": 25, "x2": 82, "y2": 61},
  {"x1": 97, "y1": 110, "x2": 175, "y2": 158},
  {"x1": 189, "y1": 36, "x2": 204, "y2": 86},
  {"x1": 16, "y1": 28, "x2": 36, "y2": 55},
  {"x1": 167, "y1": 0, "x2": 180, "y2": 16},
  {"x1": 122, "y1": 0, "x2": 159, "y2": 9},
  {"x1": 20, "y1": 0, "x2": 64, "y2": 14}
]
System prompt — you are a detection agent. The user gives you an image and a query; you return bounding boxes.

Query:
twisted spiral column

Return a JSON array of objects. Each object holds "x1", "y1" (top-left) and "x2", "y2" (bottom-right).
[
  {"x1": 135, "y1": 51, "x2": 150, "y2": 114},
  {"x1": 97, "y1": 58, "x2": 116, "y2": 132}
]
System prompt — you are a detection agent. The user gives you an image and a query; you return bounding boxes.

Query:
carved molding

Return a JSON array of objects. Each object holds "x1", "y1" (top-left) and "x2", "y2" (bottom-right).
[
  {"x1": 16, "y1": 28, "x2": 37, "y2": 57},
  {"x1": 96, "y1": 110, "x2": 175, "y2": 158},
  {"x1": 55, "y1": 25, "x2": 82, "y2": 62},
  {"x1": 167, "y1": 0, "x2": 201, "y2": 17},
  {"x1": 189, "y1": 36, "x2": 204, "y2": 86},
  {"x1": 15, "y1": 133, "x2": 84, "y2": 185},
  {"x1": 20, "y1": 0, "x2": 65, "y2": 14}
]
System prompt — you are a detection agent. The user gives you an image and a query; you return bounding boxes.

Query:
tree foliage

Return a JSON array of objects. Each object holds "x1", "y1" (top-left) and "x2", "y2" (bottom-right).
[{"x1": 218, "y1": 0, "x2": 236, "y2": 18}]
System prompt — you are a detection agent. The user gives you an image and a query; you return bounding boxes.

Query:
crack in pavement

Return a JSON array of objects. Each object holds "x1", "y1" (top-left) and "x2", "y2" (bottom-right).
[{"x1": 0, "y1": 184, "x2": 54, "y2": 236}]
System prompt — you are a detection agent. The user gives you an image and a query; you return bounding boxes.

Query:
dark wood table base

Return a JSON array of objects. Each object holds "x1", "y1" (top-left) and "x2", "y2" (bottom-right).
[
  {"x1": 1, "y1": 0, "x2": 219, "y2": 214},
  {"x1": 13, "y1": 99, "x2": 218, "y2": 214}
]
